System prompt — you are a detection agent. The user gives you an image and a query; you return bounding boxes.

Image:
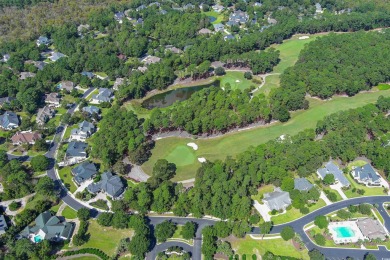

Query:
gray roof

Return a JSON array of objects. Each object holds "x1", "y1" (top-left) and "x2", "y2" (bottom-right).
[
  {"x1": 136, "y1": 4, "x2": 146, "y2": 11},
  {"x1": 87, "y1": 171, "x2": 124, "y2": 197},
  {"x1": 229, "y1": 11, "x2": 249, "y2": 24},
  {"x1": 353, "y1": 164, "x2": 381, "y2": 183},
  {"x1": 263, "y1": 187, "x2": 291, "y2": 211},
  {"x1": 294, "y1": 178, "x2": 314, "y2": 191},
  {"x1": 357, "y1": 218, "x2": 387, "y2": 240},
  {"x1": 66, "y1": 141, "x2": 88, "y2": 158},
  {"x1": 71, "y1": 121, "x2": 95, "y2": 139},
  {"x1": 114, "y1": 11, "x2": 125, "y2": 20},
  {"x1": 0, "y1": 215, "x2": 8, "y2": 234},
  {"x1": 34, "y1": 61, "x2": 46, "y2": 70},
  {"x1": 317, "y1": 161, "x2": 350, "y2": 187},
  {"x1": 224, "y1": 34, "x2": 235, "y2": 40},
  {"x1": 0, "y1": 111, "x2": 19, "y2": 129},
  {"x1": 91, "y1": 88, "x2": 113, "y2": 103},
  {"x1": 0, "y1": 97, "x2": 16, "y2": 106},
  {"x1": 213, "y1": 23, "x2": 224, "y2": 31},
  {"x1": 81, "y1": 71, "x2": 94, "y2": 79},
  {"x1": 72, "y1": 162, "x2": 97, "y2": 184},
  {"x1": 21, "y1": 211, "x2": 74, "y2": 241},
  {"x1": 37, "y1": 36, "x2": 50, "y2": 45},
  {"x1": 37, "y1": 106, "x2": 55, "y2": 124},
  {"x1": 20, "y1": 72, "x2": 36, "y2": 80},
  {"x1": 82, "y1": 106, "x2": 100, "y2": 115},
  {"x1": 50, "y1": 52, "x2": 65, "y2": 62}
]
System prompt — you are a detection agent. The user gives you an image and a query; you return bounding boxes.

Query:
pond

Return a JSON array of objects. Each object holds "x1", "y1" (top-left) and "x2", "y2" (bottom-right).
[
  {"x1": 208, "y1": 16, "x2": 217, "y2": 23},
  {"x1": 142, "y1": 80, "x2": 220, "y2": 109}
]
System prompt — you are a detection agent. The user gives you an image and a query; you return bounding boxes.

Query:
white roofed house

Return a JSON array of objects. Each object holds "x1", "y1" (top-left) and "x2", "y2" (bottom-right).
[
  {"x1": 90, "y1": 88, "x2": 114, "y2": 104},
  {"x1": 213, "y1": 23, "x2": 225, "y2": 32},
  {"x1": 351, "y1": 163, "x2": 383, "y2": 187},
  {"x1": 70, "y1": 121, "x2": 96, "y2": 141},
  {"x1": 262, "y1": 187, "x2": 291, "y2": 212},
  {"x1": 315, "y1": 3, "x2": 323, "y2": 14}
]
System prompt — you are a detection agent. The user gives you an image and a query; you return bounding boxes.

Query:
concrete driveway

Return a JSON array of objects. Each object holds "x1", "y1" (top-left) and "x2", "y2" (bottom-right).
[{"x1": 253, "y1": 200, "x2": 271, "y2": 221}]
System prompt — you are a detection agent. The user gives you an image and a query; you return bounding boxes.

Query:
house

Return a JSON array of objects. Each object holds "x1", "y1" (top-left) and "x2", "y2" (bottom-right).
[
  {"x1": 352, "y1": 163, "x2": 382, "y2": 186},
  {"x1": 317, "y1": 161, "x2": 350, "y2": 187},
  {"x1": 254, "y1": 2, "x2": 262, "y2": 7},
  {"x1": 135, "y1": 18, "x2": 144, "y2": 25},
  {"x1": 356, "y1": 218, "x2": 387, "y2": 240},
  {"x1": 198, "y1": 28, "x2": 213, "y2": 35},
  {"x1": 160, "y1": 9, "x2": 167, "y2": 15},
  {"x1": 72, "y1": 162, "x2": 97, "y2": 185},
  {"x1": 263, "y1": 187, "x2": 291, "y2": 211},
  {"x1": 70, "y1": 121, "x2": 96, "y2": 141},
  {"x1": 45, "y1": 93, "x2": 61, "y2": 107},
  {"x1": 165, "y1": 45, "x2": 182, "y2": 54},
  {"x1": 141, "y1": 55, "x2": 161, "y2": 65},
  {"x1": 227, "y1": 10, "x2": 249, "y2": 25},
  {"x1": 113, "y1": 78, "x2": 125, "y2": 90},
  {"x1": 136, "y1": 4, "x2": 146, "y2": 12},
  {"x1": 0, "y1": 111, "x2": 19, "y2": 130},
  {"x1": 0, "y1": 97, "x2": 16, "y2": 108},
  {"x1": 49, "y1": 52, "x2": 65, "y2": 62},
  {"x1": 81, "y1": 71, "x2": 94, "y2": 79},
  {"x1": 65, "y1": 141, "x2": 88, "y2": 165},
  {"x1": 20, "y1": 72, "x2": 36, "y2": 80},
  {"x1": 36, "y1": 36, "x2": 50, "y2": 46},
  {"x1": 267, "y1": 17, "x2": 278, "y2": 25},
  {"x1": 224, "y1": 34, "x2": 235, "y2": 41},
  {"x1": 137, "y1": 66, "x2": 148, "y2": 73},
  {"x1": 77, "y1": 24, "x2": 90, "y2": 36},
  {"x1": 36, "y1": 106, "x2": 55, "y2": 125},
  {"x1": 34, "y1": 61, "x2": 46, "y2": 70},
  {"x1": 20, "y1": 211, "x2": 74, "y2": 242},
  {"x1": 183, "y1": 3, "x2": 195, "y2": 10},
  {"x1": 212, "y1": 4, "x2": 224, "y2": 13},
  {"x1": 11, "y1": 131, "x2": 42, "y2": 145},
  {"x1": 294, "y1": 178, "x2": 314, "y2": 192},
  {"x1": 58, "y1": 81, "x2": 74, "y2": 92},
  {"x1": 213, "y1": 23, "x2": 225, "y2": 32},
  {"x1": 0, "y1": 215, "x2": 8, "y2": 235},
  {"x1": 149, "y1": 2, "x2": 160, "y2": 7},
  {"x1": 315, "y1": 3, "x2": 323, "y2": 14},
  {"x1": 114, "y1": 11, "x2": 125, "y2": 23},
  {"x1": 87, "y1": 171, "x2": 125, "y2": 198},
  {"x1": 82, "y1": 106, "x2": 100, "y2": 116},
  {"x1": 90, "y1": 88, "x2": 113, "y2": 104},
  {"x1": 2, "y1": 54, "x2": 10, "y2": 62}
]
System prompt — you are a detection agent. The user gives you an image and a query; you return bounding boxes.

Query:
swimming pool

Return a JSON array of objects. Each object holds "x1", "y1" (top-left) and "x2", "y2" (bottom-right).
[
  {"x1": 332, "y1": 226, "x2": 355, "y2": 238},
  {"x1": 33, "y1": 234, "x2": 43, "y2": 243}
]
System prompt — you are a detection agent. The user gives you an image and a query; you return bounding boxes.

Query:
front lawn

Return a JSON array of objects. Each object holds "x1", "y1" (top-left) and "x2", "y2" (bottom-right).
[
  {"x1": 271, "y1": 199, "x2": 326, "y2": 225},
  {"x1": 58, "y1": 167, "x2": 77, "y2": 193},
  {"x1": 62, "y1": 206, "x2": 77, "y2": 219},
  {"x1": 67, "y1": 220, "x2": 134, "y2": 257},
  {"x1": 229, "y1": 236, "x2": 309, "y2": 259}
]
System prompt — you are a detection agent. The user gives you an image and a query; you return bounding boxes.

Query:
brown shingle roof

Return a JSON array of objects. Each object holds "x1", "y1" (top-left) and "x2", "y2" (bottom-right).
[{"x1": 11, "y1": 131, "x2": 42, "y2": 144}]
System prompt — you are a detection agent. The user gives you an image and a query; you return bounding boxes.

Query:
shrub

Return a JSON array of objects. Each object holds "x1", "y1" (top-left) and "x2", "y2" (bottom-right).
[
  {"x1": 314, "y1": 216, "x2": 328, "y2": 229},
  {"x1": 314, "y1": 234, "x2": 326, "y2": 246},
  {"x1": 281, "y1": 226, "x2": 295, "y2": 241},
  {"x1": 215, "y1": 67, "x2": 225, "y2": 76},
  {"x1": 9, "y1": 201, "x2": 21, "y2": 211}
]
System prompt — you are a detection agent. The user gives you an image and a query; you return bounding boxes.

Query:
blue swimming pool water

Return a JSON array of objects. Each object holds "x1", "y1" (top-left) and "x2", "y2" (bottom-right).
[
  {"x1": 34, "y1": 234, "x2": 43, "y2": 243},
  {"x1": 333, "y1": 226, "x2": 355, "y2": 238}
]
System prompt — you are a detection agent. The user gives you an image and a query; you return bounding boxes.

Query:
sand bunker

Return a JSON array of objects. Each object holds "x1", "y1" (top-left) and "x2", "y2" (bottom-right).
[
  {"x1": 198, "y1": 157, "x2": 206, "y2": 163},
  {"x1": 187, "y1": 142, "x2": 198, "y2": 150},
  {"x1": 235, "y1": 80, "x2": 240, "y2": 83},
  {"x1": 299, "y1": 36, "x2": 310, "y2": 40}
]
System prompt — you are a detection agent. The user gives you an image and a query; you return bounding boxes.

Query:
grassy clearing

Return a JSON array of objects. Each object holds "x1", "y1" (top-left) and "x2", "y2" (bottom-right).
[
  {"x1": 68, "y1": 220, "x2": 134, "y2": 257},
  {"x1": 219, "y1": 71, "x2": 258, "y2": 91},
  {"x1": 271, "y1": 199, "x2": 326, "y2": 225},
  {"x1": 59, "y1": 167, "x2": 77, "y2": 193},
  {"x1": 255, "y1": 74, "x2": 280, "y2": 96},
  {"x1": 203, "y1": 10, "x2": 224, "y2": 24},
  {"x1": 62, "y1": 206, "x2": 77, "y2": 219},
  {"x1": 143, "y1": 89, "x2": 390, "y2": 180},
  {"x1": 378, "y1": 83, "x2": 390, "y2": 90},
  {"x1": 230, "y1": 236, "x2": 309, "y2": 259},
  {"x1": 50, "y1": 202, "x2": 63, "y2": 214}
]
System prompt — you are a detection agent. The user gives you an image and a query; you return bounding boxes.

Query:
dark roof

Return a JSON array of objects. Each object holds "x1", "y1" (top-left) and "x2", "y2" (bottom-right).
[
  {"x1": 88, "y1": 171, "x2": 124, "y2": 197},
  {"x1": 353, "y1": 164, "x2": 381, "y2": 183},
  {"x1": 81, "y1": 71, "x2": 94, "y2": 79},
  {"x1": 317, "y1": 161, "x2": 350, "y2": 187},
  {"x1": 0, "y1": 215, "x2": 8, "y2": 234},
  {"x1": 72, "y1": 162, "x2": 97, "y2": 184},
  {"x1": 0, "y1": 111, "x2": 19, "y2": 129},
  {"x1": 91, "y1": 88, "x2": 113, "y2": 102},
  {"x1": 294, "y1": 178, "x2": 314, "y2": 191},
  {"x1": 66, "y1": 141, "x2": 88, "y2": 158}
]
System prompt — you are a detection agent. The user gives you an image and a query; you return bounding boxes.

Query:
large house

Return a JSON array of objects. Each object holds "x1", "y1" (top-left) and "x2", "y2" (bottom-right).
[
  {"x1": 356, "y1": 218, "x2": 387, "y2": 240},
  {"x1": 142, "y1": 55, "x2": 161, "y2": 65},
  {"x1": 70, "y1": 121, "x2": 96, "y2": 141},
  {"x1": 20, "y1": 72, "x2": 36, "y2": 80},
  {"x1": 0, "y1": 215, "x2": 8, "y2": 235},
  {"x1": 20, "y1": 211, "x2": 74, "y2": 243},
  {"x1": 36, "y1": 106, "x2": 55, "y2": 125},
  {"x1": 82, "y1": 106, "x2": 100, "y2": 116},
  {"x1": 90, "y1": 88, "x2": 113, "y2": 104},
  {"x1": 45, "y1": 93, "x2": 61, "y2": 107},
  {"x1": 352, "y1": 163, "x2": 382, "y2": 186},
  {"x1": 212, "y1": 4, "x2": 224, "y2": 13},
  {"x1": 227, "y1": 10, "x2": 249, "y2": 26},
  {"x1": 213, "y1": 23, "x2": 225, "y2": 32},
  {"x1": 58, "y1": 81, "x2": 74, "y2": 92},
  {"x1": 11, "y1": 131, "x2": 42, "y2": 145},
  {"x1": 317, "y1": 161, "x2": 350, "y2": 187},
  {"x1": 72, "y1": 162, "x2": 97, "y2": 185},
  {"x1": 49, "y1": 52, "x2": 65, "y2": 62},
  {"x1": 0, "y1": 111, "x2": 19, "y2": 130},
  {"x1": 36, "y1": 36, "x2": 50, "y2": 46},
  {"x1": 87, "y1": 171, "x2": 125, "y2": 198},
  {"x1": 294, "y1": 178, "x2": 314, "y2": 192},
  {"x1": 114, "y1": 11, "x2": 125, "y2": 23},
  {"x1": 65, "y1": 141, "x2": 88, "y2": 165},
  {"x1": 263, "y1": 187, "x2": 291, "y2": 211}
]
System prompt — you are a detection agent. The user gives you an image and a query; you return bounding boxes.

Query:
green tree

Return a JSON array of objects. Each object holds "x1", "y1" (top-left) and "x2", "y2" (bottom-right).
[
  {"x1": 280, "y1": 226, "x2": 295, "y2": 241},
  {"x1": 364, "y1": 253, "x2": 377, "y2": 260},
  {"x1": 30, "y1": 155, "x2": 50, "y2": 172},
  {"x1": 155, "y1": 220, "x2": 176, "y2": 243},
  {"x1": 215, "y1": 67, "x2": 225, "y2": 76},
  {"x1": 181, "y1": 222, "x2": 196, "y2": 240},
  {"x1": 323, "y1": 174, "x2": 335, "y2": 185},
  {"x1": 308, "y1": 249, "x2": 324, "y2": 260},
  {"x1": 244, "y1": 71, "x2": 252, "y2": 80},
  {"x1": 35, "y1": 176, "x2": 55, "y2": 196},
  {"x1": 97, "y1": 212, "x2": 113, "y2": 226},
  {"x1": 281, "y1": 177, "x2": 295, "y2": 192},
  {"x1": 148, "y1": 159, "x2": 176, "y2": 187},
  {"x1": 337, "y1": 209, "x2": 351, "y2": 220},
  {"x1": 314, "y1": 234, "x2": 326, "y2": 246},
  {"x1": 77, "y1": 208, "x2": 90, "y2": 221},
  {"x1": 359, "y1": 204, "x2": 371, "y2": 215},
  {"x1": 259, "y1": 222, "x2": 272, "y2": 237},
  {"x1": 314, "y1": 216, "x2": 329, "y2": 229},
  {"x1": 9, "y1": 201, "x2": 21, "y2": 211}
]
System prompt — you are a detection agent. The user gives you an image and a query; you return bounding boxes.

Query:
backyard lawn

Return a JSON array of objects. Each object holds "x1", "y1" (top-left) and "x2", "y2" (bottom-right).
[
  {"x1": 62, "y1": 206, "x2": 77, "y2": 219},
  {"x1": 68, "y1": 220, "x2": 134, "y2": 257},
  {"x1": 230, "y1": 236, "x2": 309, "y2": 259},
  {"x1": 142, "y1": 89, "x2": 390, "y2": 180},
  {"x1": 59, "y1": 167, "x2": 77, "y2": 193},
  {"x1": 251, "y1": 185, "x2": 274, "y2": 202}
]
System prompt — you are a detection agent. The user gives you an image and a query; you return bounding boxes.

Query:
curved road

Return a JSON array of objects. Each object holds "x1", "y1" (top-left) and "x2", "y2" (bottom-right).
[{"x1": 28, "y1": 86, "x2": 390, "y2": 259}]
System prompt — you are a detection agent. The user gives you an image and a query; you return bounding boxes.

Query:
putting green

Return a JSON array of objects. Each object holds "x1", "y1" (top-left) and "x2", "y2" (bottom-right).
[{"x1": 165, "y1": 145, "x2": 196, "y2": 167}]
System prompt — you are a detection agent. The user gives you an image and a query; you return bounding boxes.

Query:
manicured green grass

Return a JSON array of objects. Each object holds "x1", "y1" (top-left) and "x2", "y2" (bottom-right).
[
  {"x1": 378, "y1": 83, "x2": 390, "y2": 90},
  {"x1": 344, "y1": 173, "x2": 385, "y2": 198},
  {"x1": 255, "y1": 74, "x2": 280, "y2": 96},
  {"x1": 142, "y1": 89, "x2": 390, "y2": 180},
  {"x1": 230, "y1": 236, "x2": 309, "y2": 259},
  {"x1": 203, "y1": 10, "x2": 224, "y2": 24},
  {"x1": 171, "y1": 225, "x2": 183, "y2": 239},
  {"x1": 62, "y1": 206, "x2": 77, "y2": 219},
  {"x1": 69, "y1": 220, "x2": 134, "y2": 257},
  {"x1": 59, "y1": 167, "x2": 77, "y2": 193},
  {"x1": 323, "y1": 187, "x2": 343, "y2": 202},
  {"x1": 69, "y1": 257, "x2": 100, "y2": 260},
  {"x1": 50, "y1": 202, "x2": 63, "y2": 214},
  {"x1": 165, "y1": 145, "x2": 196, "y2": 167},
  {"x1": 251, "y1": 185, "x2": 274, "y2": 202},
  {"x1": 271, "y1": 199, "x2": 326, "y2": 225},
  {"x1": 218, "y1": 71, "x2": 258, "y2": 91}
]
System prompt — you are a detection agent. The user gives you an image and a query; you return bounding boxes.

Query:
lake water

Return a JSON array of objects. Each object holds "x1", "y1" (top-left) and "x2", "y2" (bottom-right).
[{"x1": 142, "y1": 80, "x2": 220, "y2": 109}]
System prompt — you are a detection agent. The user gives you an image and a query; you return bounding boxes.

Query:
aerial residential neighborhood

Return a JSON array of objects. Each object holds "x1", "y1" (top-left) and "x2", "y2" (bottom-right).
[{"x1": 0, "y1": 0, "x2": 389, "y2": 259}]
